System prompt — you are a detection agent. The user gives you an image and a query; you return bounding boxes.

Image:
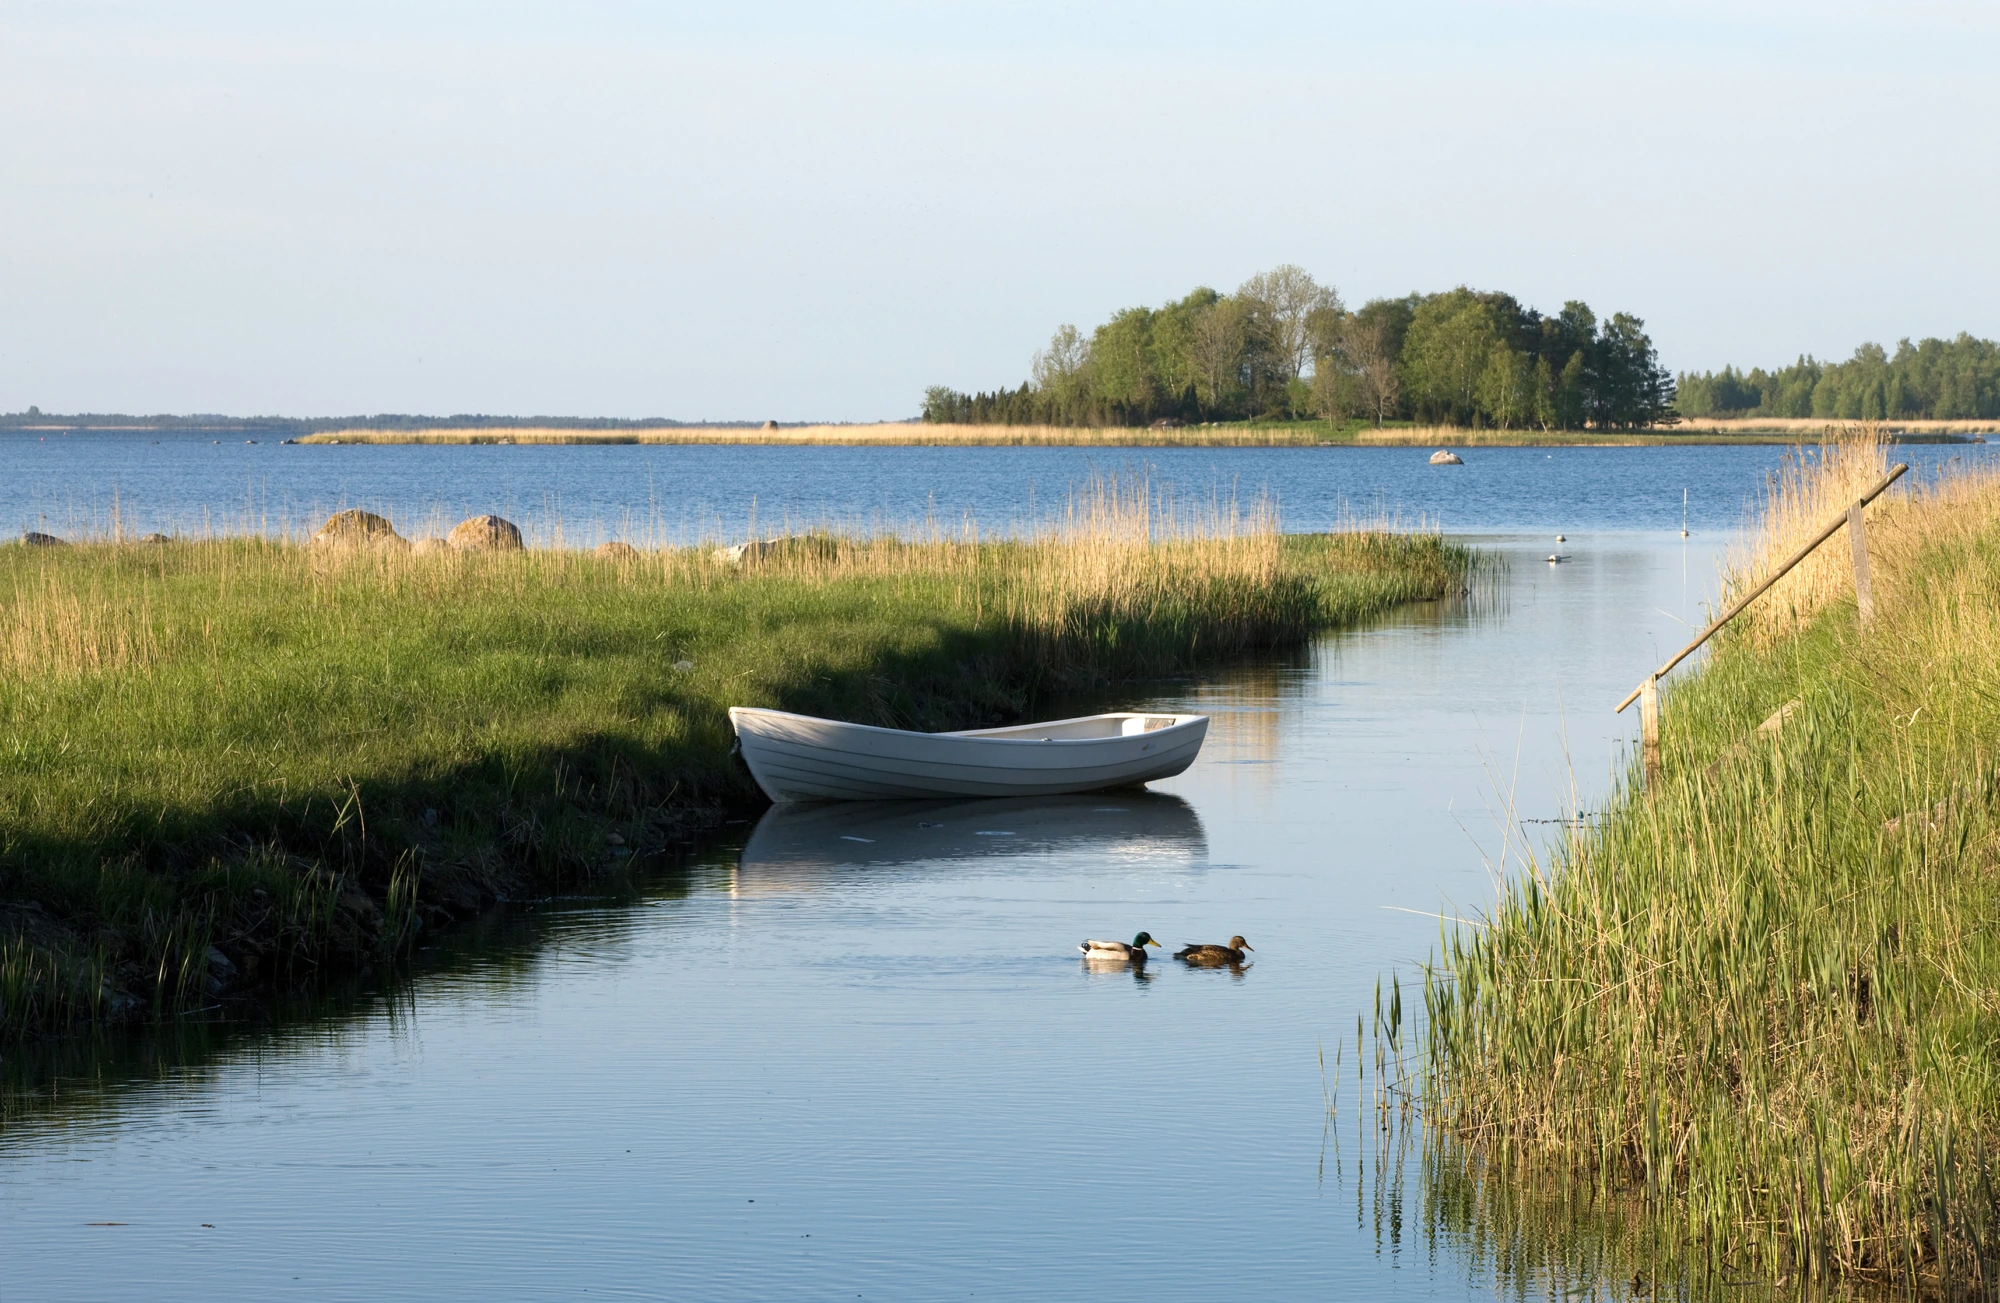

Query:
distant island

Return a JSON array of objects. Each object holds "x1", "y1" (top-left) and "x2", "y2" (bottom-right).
[{"x1": 921, "y1": 264, "x2": 2000, "y2": 434}]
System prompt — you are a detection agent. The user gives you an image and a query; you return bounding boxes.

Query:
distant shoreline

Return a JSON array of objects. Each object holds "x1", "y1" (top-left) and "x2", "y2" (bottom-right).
[{"x1": 291, "y1": 419, "x2": 1995, "y2": 448}]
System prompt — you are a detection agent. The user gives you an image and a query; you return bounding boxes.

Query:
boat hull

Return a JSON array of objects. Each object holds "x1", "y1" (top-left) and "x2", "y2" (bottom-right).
[{"x1": 729, "y1": 707, "x2": 1209, "y2": 802}]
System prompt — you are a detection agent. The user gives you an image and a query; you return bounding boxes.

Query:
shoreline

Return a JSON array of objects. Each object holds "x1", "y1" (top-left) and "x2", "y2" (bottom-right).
[{"x1": 290, "y1": 420, "x2": 1996, "y2": 449}]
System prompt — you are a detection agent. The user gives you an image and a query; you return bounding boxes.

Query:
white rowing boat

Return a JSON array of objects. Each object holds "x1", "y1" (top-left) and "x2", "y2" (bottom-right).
[{"x1": 728, "y1": 706, "x2": 1210, "y2": 802}]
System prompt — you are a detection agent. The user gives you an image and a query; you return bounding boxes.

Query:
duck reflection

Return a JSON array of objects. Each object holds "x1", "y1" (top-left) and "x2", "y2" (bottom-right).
[
  {"x1": 1081, "y1": 951, "x2": 1157, "y2": 984},
  {"x1": 737, "y1": 793, "x2": 1206, "y2": 886}
]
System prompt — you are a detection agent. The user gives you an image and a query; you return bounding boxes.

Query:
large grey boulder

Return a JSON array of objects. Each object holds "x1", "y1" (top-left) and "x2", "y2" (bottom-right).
[{"x1": 22, "y1": 531, "x2": 66, "y2": 547}]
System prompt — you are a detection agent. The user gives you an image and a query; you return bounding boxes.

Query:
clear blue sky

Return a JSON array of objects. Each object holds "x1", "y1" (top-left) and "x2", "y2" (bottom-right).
[{"x1": 2, "y1": 1, "x2": 1994, "y2": 420}]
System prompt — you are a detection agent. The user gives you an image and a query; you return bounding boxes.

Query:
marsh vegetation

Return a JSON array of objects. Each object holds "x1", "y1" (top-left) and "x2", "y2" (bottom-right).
[
  {"x1": 0, "y1": 483, "x2": 1469, "y2": 1037},
  {"x1": 1423, "y1": 436, "x2": 2000, "y2": 1294}
]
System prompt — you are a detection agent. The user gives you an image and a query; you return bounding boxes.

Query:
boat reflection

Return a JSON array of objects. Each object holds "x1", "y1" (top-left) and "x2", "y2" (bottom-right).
[{"x1": 736, "y1": 792, "x2": 1207, "y2": 886}]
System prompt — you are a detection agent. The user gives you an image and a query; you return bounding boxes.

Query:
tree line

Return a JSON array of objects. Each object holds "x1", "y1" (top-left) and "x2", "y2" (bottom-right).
[
  {"x1": 921, "y1": 266, "x2": 1678, "y2": 430},
  {"x1": 1676, "y1": 334, "x2": 2000, "y2": 421}
]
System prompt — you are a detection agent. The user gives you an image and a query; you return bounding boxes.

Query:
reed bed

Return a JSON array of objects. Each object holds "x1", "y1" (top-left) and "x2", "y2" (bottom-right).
[
  {"x1": 298, "y1": 423, "x2": 1337, "y2": 447},
  {"x1": 1350, "y1": 424, "x2": 1810, "y2": 447},
  {"x1": 0, "y1": 485, "x2": 1467, "y2": 1036},
  {"x1": 1423, "y1": 436, "x2": 2000, "y2": 1295},
  {"x1": 1676, "y1": 417, "x2": 2000, "y2": 436}
]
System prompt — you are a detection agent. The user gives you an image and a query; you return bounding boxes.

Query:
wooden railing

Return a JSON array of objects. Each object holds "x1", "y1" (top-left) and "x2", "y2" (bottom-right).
[{"x1": 1617, "y1": 462, "x2": 1910, "y2": 777}]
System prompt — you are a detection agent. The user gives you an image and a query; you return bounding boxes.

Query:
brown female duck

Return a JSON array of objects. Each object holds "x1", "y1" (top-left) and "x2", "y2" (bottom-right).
[{"x1": 1174, "y1": 935, "x2": 1253, "y2": 965}]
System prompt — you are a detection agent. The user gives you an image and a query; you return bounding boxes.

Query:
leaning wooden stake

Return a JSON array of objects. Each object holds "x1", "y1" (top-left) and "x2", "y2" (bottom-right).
[
  {"x1": 1849, "y1": 502, "x2": 1875, "y2": 626},
  {"x1": 1639, "y1": 676, "x2": 1661, "y2": 785},
  {"x1": 1616, "y1": 462, "x2": 1909, "y2": 714}
]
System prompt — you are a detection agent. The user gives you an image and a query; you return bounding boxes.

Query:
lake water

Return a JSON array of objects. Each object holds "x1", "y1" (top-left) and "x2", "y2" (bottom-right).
[
  {"x1": 1, "y1": 441, "x2": 1989, "y2": 1300},
  {"x1": 8, "y1": 430, "x2": 1992, "y2": 543}
]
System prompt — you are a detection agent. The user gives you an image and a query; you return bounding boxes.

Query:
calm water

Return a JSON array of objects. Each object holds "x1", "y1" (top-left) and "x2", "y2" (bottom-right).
[
  {"x1": 1, "y1": 443, "x2": 1984, "y2": 1300},
  {"x1": 7, "y1": 430, "x2": 1993, "y2": 543}
]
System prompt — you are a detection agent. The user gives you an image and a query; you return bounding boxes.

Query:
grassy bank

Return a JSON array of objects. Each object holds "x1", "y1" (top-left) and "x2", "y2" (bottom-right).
[
  {"x1": 1, "y1": 501, "x2": 1469, "y2": 1037},
  {"x1": 1423, "y1": 438, "x2": 2000, "y2": 1294}
]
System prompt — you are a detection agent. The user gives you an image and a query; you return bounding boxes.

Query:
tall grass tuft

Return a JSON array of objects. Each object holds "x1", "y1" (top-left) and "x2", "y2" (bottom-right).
[{"x1": 1423, "y1": 436, "x2": 2000, "y2": 1295}]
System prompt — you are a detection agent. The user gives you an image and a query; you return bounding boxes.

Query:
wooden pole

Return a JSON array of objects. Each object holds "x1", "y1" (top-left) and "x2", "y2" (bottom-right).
[
  {"x1": 1640, "y1": 675, "x2": 1661, "y2": 784},
  {"x1": 1849, "y1": 501, "x2": 1875, "y2": 626},
  {"x1": 1616, "y1": 462, "x2": 1908, "y2": 713}
]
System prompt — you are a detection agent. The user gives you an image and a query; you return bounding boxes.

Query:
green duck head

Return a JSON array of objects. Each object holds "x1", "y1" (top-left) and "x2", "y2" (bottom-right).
[{"x1": 1132, "y1": 931, "x2": 1160, "y2": 948}]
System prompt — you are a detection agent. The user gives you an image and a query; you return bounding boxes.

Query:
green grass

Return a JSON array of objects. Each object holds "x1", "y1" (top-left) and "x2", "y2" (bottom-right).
[
  {"x1": 0, "y1": 527, "x2": 1468, "y2": 1037},
  {"x1": 1422, "y1": 466, "x2": 2000, "y2": 1294}
]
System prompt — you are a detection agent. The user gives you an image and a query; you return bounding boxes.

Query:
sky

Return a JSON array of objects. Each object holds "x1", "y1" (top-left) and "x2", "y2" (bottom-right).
[{"x1": 1, "y1": 1, "x2": 1996, "y2": 421}]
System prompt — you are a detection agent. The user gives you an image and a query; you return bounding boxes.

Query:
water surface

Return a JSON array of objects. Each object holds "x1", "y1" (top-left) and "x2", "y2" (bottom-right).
[{"x1": 8, "y1": 432, "x2": 1990, "y2": 543}]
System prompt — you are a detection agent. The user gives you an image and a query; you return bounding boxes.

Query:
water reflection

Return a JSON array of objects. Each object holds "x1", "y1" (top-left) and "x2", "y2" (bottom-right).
[{"x1": 736, "y1": 792, "x2": 1207, "y2": 881}]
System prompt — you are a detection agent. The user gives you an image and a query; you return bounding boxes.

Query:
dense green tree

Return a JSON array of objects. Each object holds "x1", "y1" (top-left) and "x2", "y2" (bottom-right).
[{"x1": 1402, "y1": 290, "x2": 1508, "y2": 425}]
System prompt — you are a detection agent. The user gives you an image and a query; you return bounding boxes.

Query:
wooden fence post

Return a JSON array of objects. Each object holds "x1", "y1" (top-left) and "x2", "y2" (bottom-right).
[
  {"x1": 1849, "y1": 501, "x2": 1875, "y2": 627},
  {"x1": 1640, "y1": 675, "x2": 1661, "y2": 785}
]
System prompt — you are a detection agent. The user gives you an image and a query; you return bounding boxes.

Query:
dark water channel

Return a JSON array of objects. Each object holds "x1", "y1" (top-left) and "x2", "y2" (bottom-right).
[{"x1": 2, "y1": 444, "x2": 1991, "y2": 1299}]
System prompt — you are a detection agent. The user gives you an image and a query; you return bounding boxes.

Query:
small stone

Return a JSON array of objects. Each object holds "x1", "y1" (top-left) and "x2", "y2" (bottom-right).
[
  {"x1": 22, "y1": 531, "x2": 66, "y2": 547},
  {"x1": 205, "y1": 946, "x2": 237, "y2": 977},
  {"x1": 672, "y1": 660, "x2": 695, "y2": 672},
  {"x1": 410, "y1": 537, "x2": 451, "y2": 555},
  {"x1": 605, "y1": 832, "x2": 626, "y2": 845},
  {"x1": 447, "y1": 514, "x2": 524, "y2": 552},
  {"x1": 595, "y1": 541, "x2": 640, "y2": 559}
]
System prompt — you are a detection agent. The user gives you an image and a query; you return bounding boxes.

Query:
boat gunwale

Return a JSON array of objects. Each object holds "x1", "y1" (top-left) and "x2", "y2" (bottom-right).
[{"x1": 729, "y1": 705, "x2": 1208, "y2": 744}]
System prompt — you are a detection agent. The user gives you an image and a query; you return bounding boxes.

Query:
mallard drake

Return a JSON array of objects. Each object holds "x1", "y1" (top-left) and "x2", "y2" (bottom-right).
[
  {"x1": 1080, "y1": 931, "x2": 1159, "y2": 962},
  {"x1": 1175, "y1": 936, "x2": 1253, "y2": 965}
]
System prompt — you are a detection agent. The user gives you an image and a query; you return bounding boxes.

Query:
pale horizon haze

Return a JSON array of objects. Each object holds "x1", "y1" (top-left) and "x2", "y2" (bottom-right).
[{"x1": 2, "y1": 1, "x2": 1995, "y2": 421}]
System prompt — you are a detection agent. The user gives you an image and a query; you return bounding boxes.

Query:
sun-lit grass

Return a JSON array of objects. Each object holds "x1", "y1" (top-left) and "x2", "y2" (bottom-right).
[
  {"x1": 1423, "y1": 437, "x2": 2000, "y2": 1294},
  {"x1": 0, "y1": 483, "x2": 1469, "y2": 1036}
]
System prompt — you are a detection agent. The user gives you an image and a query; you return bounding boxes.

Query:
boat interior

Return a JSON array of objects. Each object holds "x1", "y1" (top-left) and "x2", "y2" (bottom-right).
[{"x1": 948, "y1": 713, "x2": 1194, "y2": 741}]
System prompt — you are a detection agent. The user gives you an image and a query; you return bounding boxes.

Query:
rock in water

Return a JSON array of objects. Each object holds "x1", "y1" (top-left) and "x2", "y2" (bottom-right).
[
  {"x1": 22, "y1": 531, "x2": 67, "y2": 547},
  {"x1": 312, "y1": 509, "x2": 405, "y2": 548},
  {"x1": 595, "y1": 541, "x2": 640, "y2": 559},
  {"x1": 447, "y1": 514, "x2": 524, "y2": 552},
  {"x1": 1429, "y1": 450, "x2": 1464, "y2": 465}
]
